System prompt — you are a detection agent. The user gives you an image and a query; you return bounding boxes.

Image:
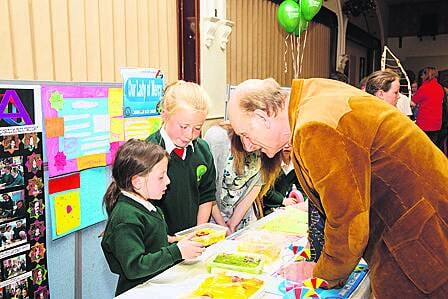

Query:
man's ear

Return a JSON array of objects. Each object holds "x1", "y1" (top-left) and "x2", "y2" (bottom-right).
[{"x1": 253, "y1": 109, "x2": 271, "y2": 129}]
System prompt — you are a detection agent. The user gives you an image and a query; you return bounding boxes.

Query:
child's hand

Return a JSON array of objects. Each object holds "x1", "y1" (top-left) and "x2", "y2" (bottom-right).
[
  {"x1": 282, "y1": 197, "x2": 299, "y2": 206},
  {"x1": 167, "y1": 235, "x2": 177, "y2": 243},
  {"x1": 177, "y1": 233, "x2": 205, "y2": 260},
  {"x1": 226, "y1": 220, "x2": 237, "y2": 235}
]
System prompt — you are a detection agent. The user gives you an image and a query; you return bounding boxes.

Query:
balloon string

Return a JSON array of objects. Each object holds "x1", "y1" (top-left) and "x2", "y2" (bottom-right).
[
  {"x1": 300, "y1": 29, "x2": 308, "y2": 76},
  {"x1": 291, "y1": 34, "x2": 297, "y2": 79},
  {"x1": 283, "y1": 34, "x2": 288, "y2": 74},
  {"x1": 296, "y1": 33, "x2": 300, "y2": 78}
]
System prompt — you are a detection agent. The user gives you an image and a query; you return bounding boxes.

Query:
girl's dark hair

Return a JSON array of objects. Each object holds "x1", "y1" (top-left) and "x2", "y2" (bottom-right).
[{"x1": 103, "y1": 139, "x2": 169, "y2": 216}]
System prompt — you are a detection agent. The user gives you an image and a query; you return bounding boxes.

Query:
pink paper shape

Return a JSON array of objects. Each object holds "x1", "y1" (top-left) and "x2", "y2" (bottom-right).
[
  {"x1": 46, "y1": 138, "x2": 77, "y2": 177},
  {"x1": 54, "y1": 151, "x2": 67, "y2": 171},
  {"x1": 106, "y1": 141, "x2": 124, "y2": 165}
]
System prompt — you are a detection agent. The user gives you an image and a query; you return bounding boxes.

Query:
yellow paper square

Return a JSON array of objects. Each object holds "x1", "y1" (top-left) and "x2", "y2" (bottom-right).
[
  {"x1": 54, "y1": 191, "x2": 81, "y2": 235},
  {"x1": 76, "y1": 153, "x2": 107, "y2": 171},
  {"x1": 260, "y1": 208, "x2": 308, "y2": 235},
  {"x1": 108, "y1": 88, "x2": 123, "y2": 117},
  {"x1": 110, "y1": 117, "x2": 124, "y2": 142},
  {"x1": 124, "y1": 117, "x2": 151, "y2": 140}
]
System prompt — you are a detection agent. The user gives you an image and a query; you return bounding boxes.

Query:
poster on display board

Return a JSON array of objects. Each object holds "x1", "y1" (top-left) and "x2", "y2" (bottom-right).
[
  {"x1": 0, "y1": 85, "x2": 49, "y2": 299},
  {"x1": 41, "y1": 84, "x2": 162, "y2": 240},
  {"x1": 41, "y1": 85, "x2": 124, "y2": 240},
  {"x1": 121, "y1": 68, "x2": 164, "y2": 117}
]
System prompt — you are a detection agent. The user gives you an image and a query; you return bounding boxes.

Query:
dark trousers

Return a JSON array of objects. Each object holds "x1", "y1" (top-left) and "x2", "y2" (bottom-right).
[{"x1": 426, "y1": 130, "x2": 447, "y2": 155}]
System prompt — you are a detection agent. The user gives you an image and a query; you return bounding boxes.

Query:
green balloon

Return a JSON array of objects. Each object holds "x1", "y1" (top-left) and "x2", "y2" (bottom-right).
[
  {"x1": 277, "y1": 0, "x2": 301, "y2": 33},
  {"x1": 293, "y1": 16, "x2": 309, "y2": 36},
  {"x1": 301, "y1": 0, "x2": 323, "y2": 21}
]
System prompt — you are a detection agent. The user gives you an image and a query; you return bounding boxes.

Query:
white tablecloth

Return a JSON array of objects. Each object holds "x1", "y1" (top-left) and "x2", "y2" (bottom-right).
[{"x1": 116, "y1": 207, "x2": 371, "y2": 299}]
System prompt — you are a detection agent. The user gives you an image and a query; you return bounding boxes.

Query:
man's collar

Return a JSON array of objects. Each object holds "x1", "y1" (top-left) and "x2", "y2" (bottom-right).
[{"x1": 160, "y1": 127, "x2": 194, "y2": 155}]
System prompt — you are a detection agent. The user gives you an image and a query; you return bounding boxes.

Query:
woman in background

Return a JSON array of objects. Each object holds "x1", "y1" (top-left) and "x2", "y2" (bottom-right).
[{"x1": 412, "y1": 66, "x2": 444, "y2": 147}]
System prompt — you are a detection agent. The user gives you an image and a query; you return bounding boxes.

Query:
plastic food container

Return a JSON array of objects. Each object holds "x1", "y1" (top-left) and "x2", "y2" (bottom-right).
[
  {"x1": 175, "y1": 223, "x2": 228, "y2": 247},
  {"x1": 236, "y1": 231, "x2": 287, "y2": 263},
  {"x1": 206, "y1": 252, "x2": 265, "y2": 274},
  {"x1": 187, "y1": 273, "x2": 265, "y2": 299}
]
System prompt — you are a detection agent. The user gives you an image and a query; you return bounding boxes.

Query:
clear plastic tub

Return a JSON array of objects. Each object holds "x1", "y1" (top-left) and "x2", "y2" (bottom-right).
[
  {"x1": 175, "y1": 223, "x2": 228, "y2": 247},
  {"x1": 206, "y1": 252, "x2": 265, "y2": 274},
  {"x1": 236, "y1": 230, "x2": 287, "y2": 263}
]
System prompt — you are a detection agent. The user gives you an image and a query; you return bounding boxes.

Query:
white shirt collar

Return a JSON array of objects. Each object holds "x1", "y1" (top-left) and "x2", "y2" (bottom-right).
[
  {"x1": 281, "y1": 160, "x2": 294, "y2": 175},
  {"x1": 121, "y1": 190, "x2": 156, "y2": 212},
  {"x1": 160, "y1": 127, "x2": 194, "y2": 159}
]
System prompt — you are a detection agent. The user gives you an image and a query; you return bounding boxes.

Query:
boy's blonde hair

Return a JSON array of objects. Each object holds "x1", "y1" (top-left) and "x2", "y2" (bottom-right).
[{"x1": 160, "y1": 80, "x2": 210, "y2": 115}]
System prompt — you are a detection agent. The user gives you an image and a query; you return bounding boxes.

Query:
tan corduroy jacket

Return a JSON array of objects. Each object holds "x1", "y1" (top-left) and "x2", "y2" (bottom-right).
[{"x1": 289, "y1": 78, "x2": 448, "y2": 298}]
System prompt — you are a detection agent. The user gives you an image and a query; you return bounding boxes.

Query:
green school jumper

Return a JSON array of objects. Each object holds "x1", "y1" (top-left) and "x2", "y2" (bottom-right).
[
  {"x1": 263, "y1": 170, "x2": 301, "y2": 215},
  {"x1": 146, "y1": 130, "x2": 216, "y2": 235},
  {"x1": 101, "y1": 195, "x2": 182, "y2": 296}
]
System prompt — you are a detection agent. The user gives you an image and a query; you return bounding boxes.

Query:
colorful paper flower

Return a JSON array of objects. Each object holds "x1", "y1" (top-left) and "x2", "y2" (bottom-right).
[
  {"x1": 295, "y1": 248, "x2": 311, "y2": 261},
  {"x1": 303, "y1": 277, "x2": 328, "y2": 289}
]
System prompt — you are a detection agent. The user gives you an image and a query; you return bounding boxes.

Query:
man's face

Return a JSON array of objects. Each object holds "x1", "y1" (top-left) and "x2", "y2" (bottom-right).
[{"x1": 228, "y1": 100, "x2": 285, "y2": 158}]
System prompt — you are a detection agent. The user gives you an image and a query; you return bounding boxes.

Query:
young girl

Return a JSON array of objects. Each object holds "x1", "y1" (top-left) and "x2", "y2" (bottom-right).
[
  {"x1": 101, "y1": 139, "x2": 204, "y2": 296},
  {"x1": 146, "y1": 81, "x2": 225, "y2": 235},
  {"x1": 205, "y1": 124, "x2": 281, "y2": 233},
  {"x1": 205, "y1": 124, "x2": 262, "y2": 233}
]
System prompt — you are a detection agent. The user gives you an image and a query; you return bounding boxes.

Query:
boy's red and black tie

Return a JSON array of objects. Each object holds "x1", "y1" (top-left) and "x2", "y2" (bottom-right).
[{"x1": 173, "y1": 147, "x2": 185, "y2": 158}]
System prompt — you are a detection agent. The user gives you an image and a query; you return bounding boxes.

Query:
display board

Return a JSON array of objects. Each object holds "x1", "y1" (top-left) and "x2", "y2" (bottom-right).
[
  {"x1": 41, "y1": 83, "x2": 162, "y2": 240},
  {"x1": 0, "y1": 85, "x2": 50, "y2": 299}
]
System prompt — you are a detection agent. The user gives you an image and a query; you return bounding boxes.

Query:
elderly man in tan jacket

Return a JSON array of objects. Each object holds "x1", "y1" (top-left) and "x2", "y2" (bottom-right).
[{"x1": 227, "y1": 78, "x2": 448, "y2": 298}]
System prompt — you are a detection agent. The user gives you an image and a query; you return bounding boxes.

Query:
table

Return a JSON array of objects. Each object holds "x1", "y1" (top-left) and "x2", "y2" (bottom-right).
[{"x1": 116, "y1": 206, "x2": 371, "y2": 299}]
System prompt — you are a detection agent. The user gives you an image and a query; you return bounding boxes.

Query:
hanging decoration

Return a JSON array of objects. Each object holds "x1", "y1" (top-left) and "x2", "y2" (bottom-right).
[
  {"x1": 276, "y1": 0, "x2": 323, "y2": 78},
  {"x1": 381, "y1": 46, "x2": 412, "y2": 99}
]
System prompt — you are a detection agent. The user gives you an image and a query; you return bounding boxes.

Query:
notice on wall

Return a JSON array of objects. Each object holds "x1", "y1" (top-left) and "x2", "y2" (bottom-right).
[{"x1": 121, "y1": 68, "x2": 164, "y2": 118}]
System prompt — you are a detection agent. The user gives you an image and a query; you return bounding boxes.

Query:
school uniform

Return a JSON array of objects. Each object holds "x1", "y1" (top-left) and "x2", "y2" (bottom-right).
[
  {"x1": 263, "y1": 162, "x2": 300, "y2": 215},
  {"x1": 146, "y1": 129, "x2": 216, "y2": 235},
  {"x1": 101, "y1": 192, "x2": 182, "y2": 296}
]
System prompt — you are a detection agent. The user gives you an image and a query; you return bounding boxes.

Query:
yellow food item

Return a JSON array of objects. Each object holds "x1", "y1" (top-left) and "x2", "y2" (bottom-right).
[
  {"x1": 190, "y1": 274, "x2": 263, "y2": 299},
  {"x1": 191, "y1": 228, "x2": 225, "y2": 246}
]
